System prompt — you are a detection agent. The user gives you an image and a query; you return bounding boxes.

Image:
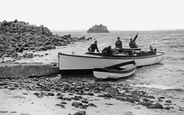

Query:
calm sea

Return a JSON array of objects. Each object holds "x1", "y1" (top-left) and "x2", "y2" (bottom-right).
[{"x1": 23, "y1": 30, "x2": 184, "y2": 99}]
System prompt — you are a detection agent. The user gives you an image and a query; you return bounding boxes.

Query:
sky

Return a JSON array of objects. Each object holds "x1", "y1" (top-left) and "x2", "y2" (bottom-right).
[{"x1": 0, "y1": 0, "x2": 183, "y2": 31}]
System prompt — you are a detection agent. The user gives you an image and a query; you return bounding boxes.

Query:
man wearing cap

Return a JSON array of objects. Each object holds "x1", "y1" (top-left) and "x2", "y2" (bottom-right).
[{"x1": 115, "y1": 37, "x2": 122, "y2": 49}]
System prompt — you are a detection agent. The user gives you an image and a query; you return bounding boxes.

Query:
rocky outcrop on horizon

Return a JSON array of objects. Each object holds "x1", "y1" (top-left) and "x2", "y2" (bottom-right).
[
  {"x1": 0, "y1": 19, "x2": 91, "y2": 59},
  {"x1": 87, "y1": 24, "x2": 110, "y2": 33}
]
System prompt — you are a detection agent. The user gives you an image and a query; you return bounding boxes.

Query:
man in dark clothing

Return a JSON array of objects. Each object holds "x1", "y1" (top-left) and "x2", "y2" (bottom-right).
[
  {"x1": 102, "y1": 46, "x2": 112, "y2": 55},
  {"x1": 115, "y1": 37, "x2": 122, "y2": 49},
  {"x1": 88, "y1": 40, "x2": 99, "y2": 53},
  {"x1": 129, "y1": 33, "x2": 138, "y2": 48}
]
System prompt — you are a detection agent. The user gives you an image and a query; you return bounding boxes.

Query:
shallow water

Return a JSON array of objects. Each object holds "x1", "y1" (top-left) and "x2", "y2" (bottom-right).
[{"x1": 16, "y1": 30, "x2": 184, "y2": 98}]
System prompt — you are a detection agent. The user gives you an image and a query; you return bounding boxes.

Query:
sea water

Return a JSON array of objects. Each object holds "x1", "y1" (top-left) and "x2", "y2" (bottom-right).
[
  {"x1": 55, "y1": 30, "x2": 184, "y2": 98},
  {"x1": 16, "y1": 30, "x2": 184, "y2": 99}
]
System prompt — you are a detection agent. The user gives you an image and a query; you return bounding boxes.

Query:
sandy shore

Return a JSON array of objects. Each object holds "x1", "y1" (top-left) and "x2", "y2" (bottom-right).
[{"x1": 0, "y1": 76, "x2": 184, "y2": 115}]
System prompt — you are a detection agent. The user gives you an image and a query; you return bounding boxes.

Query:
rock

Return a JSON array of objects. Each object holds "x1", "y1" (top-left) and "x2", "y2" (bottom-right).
[
  {"x1": 179, "y1": 107, "x2": 184, "y2": 111},
  {"x1": 87, "y1": 24, "x2": 110, "y2": 33},
  {"x1": 88, "y1": 103, "x2": 97, "y2": 107},
  {"x1": 55, "y1": 104, "x2": 65, "y2": 108},
  {"x1": 0, "y1": 111, "x2": 8, "y2": 113},
  {"x1": 165, "y1": 100, "x2": 172, "y2": 103},
  {"x1": 138, "y1": 101, "x2": 153, "y2": 107},
  {"x1": 147, "y1": 103, "x2": 164, "y2": 109},
  {"x1": 86, "y1": 37, "x2": 92, "y2": 40},
  {"x1": 48, "y1": 92, "x2": 55, "y2": 96},
  {"x1": 0, "y1": 20, "x2": 91, "y2": 58},
  {"x1": 73, "y1": 111, "x2": 86, "y2": 115},
  {"x1": 164, "y1": 106, "x2": 174, "y2": 110},
  {"x1": 104, "y1": 87, "x2": 120, "y2": 96},
  {"x1": 85, "y1": 92, "x2": 94, "y2": 96},
  {"x1": 124, "y1": 111, "x2": 134, "y2": 115},
  {"x1": 60, "y1": 102, "x2": 67, "y2": 104},
  {"x1": 72, "y1": 95, "x2": 82, "y2": 100},
  {"x1": 105, "y1": 103, "x2": 113, "y2": 105},
  {"x1": 116, "y1": 96, "x2": 126, "y2": 101},
  {"x1": 22, "y1": 93, "x2": 28, "y2": 95},
  {"x1": 81, "y1": 99, "x2": 88, "y2": 104},
  {"x1": 72, "y1": 102, "x2": 83, "y2": 108}
]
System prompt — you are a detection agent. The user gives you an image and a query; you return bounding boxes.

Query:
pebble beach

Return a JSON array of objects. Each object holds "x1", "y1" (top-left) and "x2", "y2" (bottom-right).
[{"x1": 0, "y1": 20, "x2": 184, "y2": 115}]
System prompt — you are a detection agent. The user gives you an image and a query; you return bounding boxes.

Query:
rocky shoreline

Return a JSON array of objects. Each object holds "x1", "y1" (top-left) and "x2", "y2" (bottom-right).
[
  {"x1": 0, "y1": 76, "x2": 184, "y2": 115},
  {"x1": 0, "y1": 20, "x2": 184, "y2": 115},
  {"x1": 0, "y1": 19, "x2": 91, "y2": 60}
]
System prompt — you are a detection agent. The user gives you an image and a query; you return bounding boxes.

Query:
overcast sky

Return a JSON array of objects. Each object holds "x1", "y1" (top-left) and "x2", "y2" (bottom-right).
[{"x1": 0, "y1": 0, "x2": 183, "y2": 31}]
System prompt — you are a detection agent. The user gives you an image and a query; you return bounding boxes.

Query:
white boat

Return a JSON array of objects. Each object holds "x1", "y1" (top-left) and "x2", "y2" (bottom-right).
[
  {"x1": 93, "y1": 61, "x2": 136, "y2": 79},
  {"x1": 58, "y1": 51, "x2": 164, "y2": 71}
]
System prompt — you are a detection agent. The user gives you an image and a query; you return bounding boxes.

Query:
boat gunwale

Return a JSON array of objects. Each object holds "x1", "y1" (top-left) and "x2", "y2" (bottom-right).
[{"x1": 58, "y1": 51, "x2": 164, "y2": 60}]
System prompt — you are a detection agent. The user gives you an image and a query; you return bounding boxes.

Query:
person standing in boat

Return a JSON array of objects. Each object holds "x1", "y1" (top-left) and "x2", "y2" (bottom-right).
[
  {"x1": 129, "y1": 33, "x2": 138, "y2": 48},
  {"x1": 115, "y1": 37, "x2": 122, "y2": 49},
  {"x1": 88, "y1": 40, "x2": 100, "y2": 53}
]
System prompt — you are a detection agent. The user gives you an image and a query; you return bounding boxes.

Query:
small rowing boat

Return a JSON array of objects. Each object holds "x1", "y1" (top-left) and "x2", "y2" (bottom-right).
[{"x1": 93, "y1": 61, "x2": 136, "y2": 79}]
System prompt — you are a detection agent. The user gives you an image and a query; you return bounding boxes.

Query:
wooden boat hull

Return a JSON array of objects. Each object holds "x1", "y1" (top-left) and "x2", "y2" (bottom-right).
[
  {"x1": 85, "y1": 51, "x2": 165, "y2": 67},
  {"x1": 93, "y1": 61, "x2": 136, "y2": 79},
  {"x1": 58, "y1": 53, "x2": 134, "y2": 70},
  {"x1": 58, "y1": 51, "x2": 164, "y2": 70}
]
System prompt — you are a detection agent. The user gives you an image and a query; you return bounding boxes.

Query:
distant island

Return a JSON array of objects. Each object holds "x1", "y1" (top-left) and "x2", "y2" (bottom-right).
[{"x1": 87, "y1": 24, "x2": 110, "y2": 33}]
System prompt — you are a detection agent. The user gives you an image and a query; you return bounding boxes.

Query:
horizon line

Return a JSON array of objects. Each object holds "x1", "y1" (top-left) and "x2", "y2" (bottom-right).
[{"x1": 51, "y1": 28, "x2": 184, "y2": 32}]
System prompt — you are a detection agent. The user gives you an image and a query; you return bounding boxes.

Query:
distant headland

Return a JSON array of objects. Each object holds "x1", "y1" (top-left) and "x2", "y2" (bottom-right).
[{"x1": 87, "y1": 24, "x2": 110, "y2": 33}]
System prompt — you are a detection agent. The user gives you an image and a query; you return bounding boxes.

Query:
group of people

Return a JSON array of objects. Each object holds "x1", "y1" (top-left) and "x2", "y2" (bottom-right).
[
  {"x1": 87, "y1": 33, "x2": 156, "y2": 55},
  {"x1": 88, "y1": 33, "x2": 139, "y2": 54}
]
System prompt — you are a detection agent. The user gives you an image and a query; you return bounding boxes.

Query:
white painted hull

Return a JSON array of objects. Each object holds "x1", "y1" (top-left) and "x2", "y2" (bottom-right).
[
  {"x1": 93, "y1": 61, "x2": 137, "y2": 79},
  {"x1": 58, "y1": 52, "x2": 164, "y2": 70},
  {"x1": 93, "y1": 68, "x2": 136, "y2": 79}
]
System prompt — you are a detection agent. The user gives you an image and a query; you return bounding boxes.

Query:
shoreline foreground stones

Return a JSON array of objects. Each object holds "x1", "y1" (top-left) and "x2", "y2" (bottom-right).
[
  {"x1": 0, "y1": 76, "x2": 181, "y2": 112},
  {"x1": 0, "y1": 19, "x2": 91, "y2": 59},
  {"x1": 87, "y1": 24, "x2": 110, "y2": 33}
]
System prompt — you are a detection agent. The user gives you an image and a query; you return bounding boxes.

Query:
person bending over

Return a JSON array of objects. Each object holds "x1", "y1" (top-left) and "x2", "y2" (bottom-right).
[{"x1": 88, "y1": 40, "x2": 99, "y2": 53}]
